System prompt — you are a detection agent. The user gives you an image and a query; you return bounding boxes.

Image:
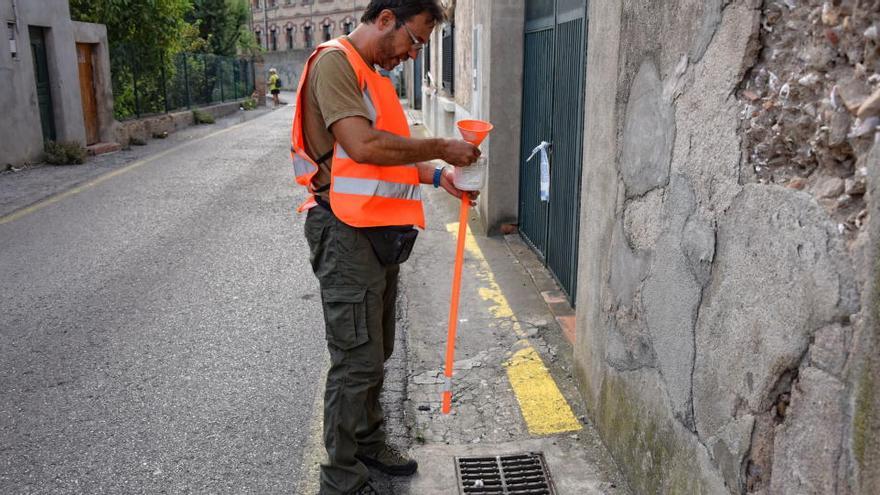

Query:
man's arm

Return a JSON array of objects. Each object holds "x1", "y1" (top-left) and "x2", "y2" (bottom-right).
[{"x1": 329, "y1": 116, "x2": 480, "y2": 168}]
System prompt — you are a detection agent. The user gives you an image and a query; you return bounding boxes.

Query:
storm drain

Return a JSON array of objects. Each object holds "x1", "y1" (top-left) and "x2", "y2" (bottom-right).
[{"x1": 455, "y1": 452, "x2": 556, "y2": 494}]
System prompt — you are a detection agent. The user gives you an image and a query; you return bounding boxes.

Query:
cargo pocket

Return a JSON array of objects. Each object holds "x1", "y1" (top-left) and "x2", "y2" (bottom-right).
[{"x1": 321, "y1": 286, "x2": 369, "y2": 350}]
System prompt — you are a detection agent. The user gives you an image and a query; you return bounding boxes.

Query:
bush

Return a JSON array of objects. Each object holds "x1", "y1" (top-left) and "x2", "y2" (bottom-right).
[
  {"x1": 240, "y1": 97, "x2": 257, "y2": 110},
  {"x1": 193, "y1": 109, "x2": 215, "y2": 124},
  {"x1": 44, "y1": 141, "x2": 87, "y2": 165}
]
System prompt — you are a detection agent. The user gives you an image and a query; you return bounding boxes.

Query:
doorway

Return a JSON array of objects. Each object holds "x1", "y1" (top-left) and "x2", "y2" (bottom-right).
[
  {"x1": 518, "y1": 0, "x2": 588, "y2": 303},
  {"x1": 77, "y1": 43, "x2": 99, "y2": 145},
  {"x1": 29, "y1": 26, "x2": 56, "y2": 142}
]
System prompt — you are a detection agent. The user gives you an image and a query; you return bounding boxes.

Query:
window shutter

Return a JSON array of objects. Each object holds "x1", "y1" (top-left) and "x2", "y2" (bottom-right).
[{"x1": 441, "y1": 24, "x2": 454, "y2": 95}]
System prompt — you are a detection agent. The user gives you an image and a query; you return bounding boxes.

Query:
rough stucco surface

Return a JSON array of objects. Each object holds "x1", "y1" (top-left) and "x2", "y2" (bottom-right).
[
  {"x1": 769, "y1": 367, "x2": 847, "y2": 494},
  {"x1": 576, "y1": 0, "x2": 878, "y2": 493},
  {"x1": 693, "y1": 183, "x2": 857, "y2": 490},
  {"x1": 619, "y1": 61, "x2": 674, "y2": 198}
]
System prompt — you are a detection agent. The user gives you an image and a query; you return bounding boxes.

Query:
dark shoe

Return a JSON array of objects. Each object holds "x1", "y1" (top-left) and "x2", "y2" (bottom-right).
[
  {"x1": 353, "y1": 478, "x2": 381, "y2": 494},
  {"x1": 356, "y1": 444, "x2": 418, "y2": 476}
]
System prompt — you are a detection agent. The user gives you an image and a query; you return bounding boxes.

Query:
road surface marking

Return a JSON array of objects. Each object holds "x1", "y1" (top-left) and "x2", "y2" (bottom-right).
[
  {"x1": 294, "y1": 364, "x2": 328, "y2": 494},
  {"x1": 445, "y1": 222, "x2": 581, "y2": 436},
  {"x1": 0, "y1": 118, "x2": 261, "y2": 226},
  {"x1": 506, "y1": 347, "x2": 582, "y2": 435}
]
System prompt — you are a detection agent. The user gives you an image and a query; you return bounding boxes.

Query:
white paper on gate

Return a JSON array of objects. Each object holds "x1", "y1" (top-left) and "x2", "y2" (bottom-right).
[{"x1": 526, "y1": 141, "x2": 551, "y2": 202}]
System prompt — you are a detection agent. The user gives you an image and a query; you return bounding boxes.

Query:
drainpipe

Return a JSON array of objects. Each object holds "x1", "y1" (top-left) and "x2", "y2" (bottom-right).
[
  {"x1": 263, "y1": 2, "x2": 269, "y2": 50},
  {"x1": 10, "y1": 0, "x2": 20, "y2": 35}
]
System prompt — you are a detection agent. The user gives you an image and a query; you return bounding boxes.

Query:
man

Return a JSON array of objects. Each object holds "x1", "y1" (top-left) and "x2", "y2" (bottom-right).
[
  {"x1": 289, "y1": 1, "x2": 480, "y2": 494},
  {"x1": 268, "y1": 68, "x2": 281, "y2": 106}
]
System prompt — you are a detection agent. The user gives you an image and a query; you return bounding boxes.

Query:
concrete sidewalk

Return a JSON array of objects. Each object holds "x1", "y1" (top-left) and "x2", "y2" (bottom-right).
[
  {"x1": 395, "y1": 173, "x2": 627, "y2": 495},
  {"x1": 294, "y1": 119, "x2": 629, "y2": 494},
  {"x1": 387, "y1": 121, "x2": 628, "y2": 494}
]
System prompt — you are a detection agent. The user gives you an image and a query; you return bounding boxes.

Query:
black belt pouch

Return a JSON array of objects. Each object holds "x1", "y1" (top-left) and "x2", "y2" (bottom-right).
[{"x1": 361, "y1": 226, "x2": 419, "y2": 266}]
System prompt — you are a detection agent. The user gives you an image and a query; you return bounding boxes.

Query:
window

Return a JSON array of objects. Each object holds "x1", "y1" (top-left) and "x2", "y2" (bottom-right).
[
  {"x1": 343, "y1": 21, "x2": 353, "y2": 35},
  {"x1": 424, "y1": 39, "x2": 431, "y2": 74},
  {"x1": 271, "y1": 29, "x2": 277, "y2": 51},
  {"x1": 424, "y1": 41, "x2": 431, "y2": 75},
  {"x1": 441, "y1": 24, "x2": 454, "y2": 94},
  {"x1": 7, "y1": 23, "x2": 16, "y2": 59},
  {"x1": 304, "y1": 26, "x2": 313, "y2": 48},
  {"x1": 255, "y1": 30, "x2": 261, "y2": 45},
  {"x1": 286, "y1": 27, "x2": 293, "y2": 49},
  {"x1": 322, "y1": 24, "x2": 331, "y2": 42}
]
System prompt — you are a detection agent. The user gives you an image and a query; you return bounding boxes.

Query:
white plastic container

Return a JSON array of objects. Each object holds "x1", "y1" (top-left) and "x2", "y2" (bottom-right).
[{"x1": 452, "y1": 156, "x2": 487, "y2": 191}]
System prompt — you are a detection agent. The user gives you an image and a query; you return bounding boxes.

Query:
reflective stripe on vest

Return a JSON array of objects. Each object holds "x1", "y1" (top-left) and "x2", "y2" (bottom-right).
[
  {"x1": 363, "y1": 85, "x2": 377, "y2": 121},
  {"x1": 290, "y1": 37, "x2": 425, "y2": 228},
  {"x1": 293, "y1": 154, "x2": 317, "y2": 178},
  {"x1": 335, "y1": 144, "x2": 351, "y2": 160},
  {"x1": 333, "y1": 176, "x2": 422, "y2": 201}
]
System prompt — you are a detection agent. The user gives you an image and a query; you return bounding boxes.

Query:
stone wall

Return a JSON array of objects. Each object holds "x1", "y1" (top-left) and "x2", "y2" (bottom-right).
[
  {"x1": 114, "y1": 100, "x2": 246, "y2": 146},
  {"x1": 576, "y1": 0, "x2": 879, "y2": 493}
]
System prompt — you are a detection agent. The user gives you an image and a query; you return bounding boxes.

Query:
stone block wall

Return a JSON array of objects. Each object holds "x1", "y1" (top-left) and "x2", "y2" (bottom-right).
[
  {"x1": 576, "y1": 1, "x2": 879, "y2": 493},
  {"x1": 114, "y1": 101, "x2": 245, "y2": 146}
]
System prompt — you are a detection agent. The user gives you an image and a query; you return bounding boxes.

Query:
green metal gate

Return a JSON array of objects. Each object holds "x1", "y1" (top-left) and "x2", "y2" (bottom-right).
[
  {"x1": 518, "y1": 0, "x2": 588, "y2": 303},
  {"x1": 29, "y1": 26, "x2": 56, "y2": 142}
]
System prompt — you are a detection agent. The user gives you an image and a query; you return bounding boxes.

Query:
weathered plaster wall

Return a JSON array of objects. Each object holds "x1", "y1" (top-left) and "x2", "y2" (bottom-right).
[
  {"x1": 418, "y1": 0, "x2": 523, "y2": 235},
  {"x1": 0, "y1": 0, "x2": 85, "y2": 166},
  {"x1": 576, "y1": 0, "x2": 879, "y2": 493}
]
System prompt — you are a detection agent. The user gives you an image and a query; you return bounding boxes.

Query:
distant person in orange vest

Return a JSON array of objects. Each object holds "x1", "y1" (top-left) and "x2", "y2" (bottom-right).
[
  {"x1": 290, "y1": 1, "x2": 479, "y2": 493},
  {"x1": 268, "y1": 68, "x2": 281, "y2": 106}
]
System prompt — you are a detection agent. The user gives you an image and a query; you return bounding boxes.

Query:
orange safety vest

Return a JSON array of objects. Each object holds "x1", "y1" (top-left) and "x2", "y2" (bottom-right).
[{"x1": 290, "y1": 38, "x2": 425, "y2": 229}]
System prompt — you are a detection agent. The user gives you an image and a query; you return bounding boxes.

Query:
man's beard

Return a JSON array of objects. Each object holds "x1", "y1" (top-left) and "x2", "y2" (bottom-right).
[{"x1": 377, "y1": 30, "x2": 397, "y2": 69}]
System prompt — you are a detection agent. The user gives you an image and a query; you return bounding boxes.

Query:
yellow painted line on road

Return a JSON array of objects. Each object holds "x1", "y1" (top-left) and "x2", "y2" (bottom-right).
[
  {"x1": 445, "y1": 222, "x2": 581, "y2": 436},
  {"x1": 505, "y1": 347, "x2": 582, "y2": 435},
  {"x1": 0, "y1": 118, "x2": 259, "y2": 226},
  {"x1": 294, "y1": 362, "x2": 328, "y2": 494}
]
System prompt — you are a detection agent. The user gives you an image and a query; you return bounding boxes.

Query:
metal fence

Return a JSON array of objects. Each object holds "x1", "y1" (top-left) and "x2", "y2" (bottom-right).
[{"x1": 111, "y1": 45, "x2": 257, "y2": 120}]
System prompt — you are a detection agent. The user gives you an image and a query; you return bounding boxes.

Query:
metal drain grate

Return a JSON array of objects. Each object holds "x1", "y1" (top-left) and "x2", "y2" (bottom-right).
[{"x1": 455, "y1": 452, "x2": 556, "y2": 494}]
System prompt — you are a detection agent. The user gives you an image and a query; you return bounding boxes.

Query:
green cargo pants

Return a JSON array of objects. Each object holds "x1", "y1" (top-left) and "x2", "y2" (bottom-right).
[{"x1": 304, "y1": 205, "x2": 398, "y2": 495}]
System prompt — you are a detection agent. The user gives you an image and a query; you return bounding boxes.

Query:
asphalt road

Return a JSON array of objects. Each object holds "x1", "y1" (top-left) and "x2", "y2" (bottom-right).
[{"x1": 0, "y1": 106, "x2": 327, "y2": 493}]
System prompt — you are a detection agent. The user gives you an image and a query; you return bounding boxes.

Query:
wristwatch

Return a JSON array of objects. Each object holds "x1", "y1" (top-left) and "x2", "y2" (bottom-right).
[{"x1": 433, "y1": 165, "x2": 446, "y2": 188}]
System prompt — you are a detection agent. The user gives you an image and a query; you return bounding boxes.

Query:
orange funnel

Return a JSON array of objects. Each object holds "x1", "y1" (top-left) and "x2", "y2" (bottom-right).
[{"x1": 457, "y1": 119, "x2": 494, "y2": 146}]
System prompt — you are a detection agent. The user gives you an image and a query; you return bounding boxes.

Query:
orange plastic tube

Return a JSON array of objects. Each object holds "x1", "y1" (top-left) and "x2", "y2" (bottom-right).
[{"x1": 441, "y1": 193, "x2": 470, "y2": 414}]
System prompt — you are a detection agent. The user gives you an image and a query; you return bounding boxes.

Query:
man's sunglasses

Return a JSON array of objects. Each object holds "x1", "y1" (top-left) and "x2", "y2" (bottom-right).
[{"x1": 402, "y1": 23, "x2": 425, "y2": 51}]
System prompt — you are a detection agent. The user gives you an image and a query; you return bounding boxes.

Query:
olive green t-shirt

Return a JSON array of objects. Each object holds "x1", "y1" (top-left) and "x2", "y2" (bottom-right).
[{"x1": 301, "y1": 40, "x2": 372, "y2": 195}]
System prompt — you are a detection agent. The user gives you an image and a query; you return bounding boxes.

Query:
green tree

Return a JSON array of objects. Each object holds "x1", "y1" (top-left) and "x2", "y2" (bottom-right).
[
  {"x1": 70, "y1": 0, "x2": 193, "y2": 57},
  {"x1": 70, "y1": 0, "x2": 194, "y2": 118},
  {"x1": 70, "y1": 0, "x2": 256, "y2": 118},
  {"x1": 188, "y1": 0, "x2": 257, "y2": 56}
]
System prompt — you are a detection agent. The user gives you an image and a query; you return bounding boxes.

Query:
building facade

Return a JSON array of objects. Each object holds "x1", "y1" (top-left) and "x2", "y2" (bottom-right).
[
  {"x1": 250, "y1": 0, "x2": 369, "y2": 52},
  {"x1": 408, "y1": 1, "x2": 880, "y2": 494},
  {"x1": 1, "y1": 0, "x2": 114, "y2": 167}
]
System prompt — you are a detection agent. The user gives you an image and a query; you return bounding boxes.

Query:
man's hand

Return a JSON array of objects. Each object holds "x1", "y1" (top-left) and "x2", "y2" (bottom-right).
[
  {"x1": 440, "y1": 139, "x2": 481, "y2": 168},
  {"x1": 439, "y1": 167, "x2": 479, "y2": 206}
]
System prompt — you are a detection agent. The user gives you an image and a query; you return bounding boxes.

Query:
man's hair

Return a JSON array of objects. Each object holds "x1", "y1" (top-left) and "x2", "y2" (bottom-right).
[{"x1": 361, "y1": 0, "x2": 445, "y2": 27}]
